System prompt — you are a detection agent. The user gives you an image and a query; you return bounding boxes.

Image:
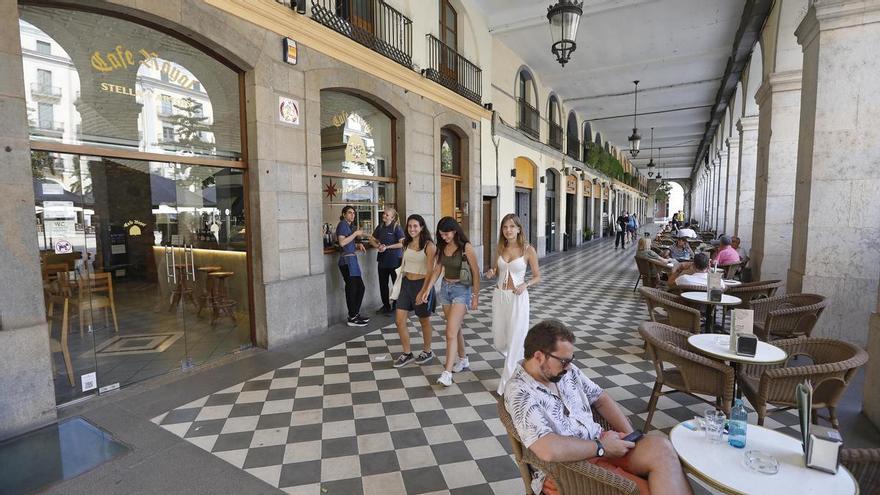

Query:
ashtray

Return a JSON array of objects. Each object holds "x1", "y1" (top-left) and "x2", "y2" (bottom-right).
[{"x1": 744, "y1": 450, "x2": 779, "y2": 475}]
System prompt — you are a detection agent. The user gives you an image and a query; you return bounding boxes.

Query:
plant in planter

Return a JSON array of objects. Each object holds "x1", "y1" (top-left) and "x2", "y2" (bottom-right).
[{"x1": 583, "y1": 227, "x2": 594, "y2": 241}]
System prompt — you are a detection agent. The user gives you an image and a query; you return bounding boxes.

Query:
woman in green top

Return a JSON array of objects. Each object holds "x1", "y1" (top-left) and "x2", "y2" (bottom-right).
[{"x1": 430, "y1": 217, "x2": 480, "y2": 387}]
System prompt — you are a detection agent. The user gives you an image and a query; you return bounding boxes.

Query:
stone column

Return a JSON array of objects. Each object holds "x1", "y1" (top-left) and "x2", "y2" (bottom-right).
[
  {"x1": 787, "y1": 1, "x2": 880, "y2": 349},
  {"x1": 724, "y1": 136, "x2": 740, "y2": 236},
  {"x1": 750, "y1": 70, "x2": 802, "y2": 284},
  {"x1": 0, "y1": 1, "x2": 57, "y2": 439},
  {"x1": 716, "y1": 152, "x2": 727, "y2": 232},
  {"x1": 734, "y1": 116, "x2": 759, "y2": 244}
]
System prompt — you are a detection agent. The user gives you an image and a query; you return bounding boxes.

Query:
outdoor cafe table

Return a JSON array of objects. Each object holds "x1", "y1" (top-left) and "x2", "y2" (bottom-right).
[
  {"x1": 680, "y1": 291, "x2": 742, "y2": 334},
  {"x1": 687, "y1": 334, "x2": 787, "y2": 404},
  {"x1": 669, "y1": 422, "x2": 858, "y2": 494}
]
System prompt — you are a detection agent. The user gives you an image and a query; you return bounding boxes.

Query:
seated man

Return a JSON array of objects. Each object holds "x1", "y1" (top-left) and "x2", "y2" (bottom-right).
[
  {"x1": 711, "y1": 235, "x2": 740, "y2": 266},
  {"x1": 505, "y1": 320, "x2": 693, "y2": 495},
  {"x1": 677, "y1": 222, "x2": 697, "y2": 239},
  {"x1": 668, "y1": 235, "x2": 694, "y2": 261},
  {"x1": 731, "y1": 235, "x2": 748, "y2": 262},
  {"x1": 669, "y1": 253, "x2": 725, "y2": 288}
]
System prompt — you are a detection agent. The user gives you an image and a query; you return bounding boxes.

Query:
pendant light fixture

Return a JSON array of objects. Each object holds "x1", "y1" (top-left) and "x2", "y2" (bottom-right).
[
  {"x1": 547, "y1": 0, "x2": 584, "y2": 67},
  {"x1": 656, "y1": 147, "x2": 663, "y2": 180},
  {"x1": 646, "y1": 127, "x2": 655, "y2": 177},
  {"x1": 628, "y1": 80, "x2": 641, "y2": 157}
]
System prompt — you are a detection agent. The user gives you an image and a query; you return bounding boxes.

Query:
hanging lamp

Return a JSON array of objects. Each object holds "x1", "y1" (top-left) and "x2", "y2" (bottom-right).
[
  {"x1": 547, "y1": 0, "x2": 584, "y2": 67},
  {"x1": 628, "y1": 80, "x2": 641, "y2": 157}
]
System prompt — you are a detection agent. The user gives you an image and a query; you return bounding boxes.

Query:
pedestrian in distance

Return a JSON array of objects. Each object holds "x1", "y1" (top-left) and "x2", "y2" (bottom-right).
[
  {"x1": 614, "y1": 212, "x2": 628, "y2": 249},
  {"x1": 484, "y1": 213, "x2": 541, "y2": 394},
  {"x1": 336, "y1": 205, "x2": 370, "y2": 327},
  {"x1": 431, "y1": 217, "x2": 480, "y2": 387},
  {"x1": 391, "y1": 214, "x2": 438, "y2": 368},
  {"x1": 369, "y1": 207, "x2": 405, "y2": 315}
]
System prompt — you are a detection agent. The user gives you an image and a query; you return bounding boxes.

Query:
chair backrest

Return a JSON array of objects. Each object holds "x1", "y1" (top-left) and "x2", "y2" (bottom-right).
[
  {"x1": 496, "y1": 399, "x2": 534, "y2": 494},
  {"x1": 639, "y1": 288, "x2": 701, "y2": 333},
  {"x1": 77, "y1": 270, "x2": 113, "y2": 296},
  {"x1": 767, "y1": 293, "x2": 829, "y2": 338},
  {"x1": 727, "y1": 279, "x2": 783, "y2": 309},
  {"x1": 634, "y1": 256, "x2": 658, "y2": 288},
  {"x1": 719, "y1": 262, "x2": 742, "y2": 279},
  {"x1": 841, "y1": 448, "x2": 880, "y2": 494}
]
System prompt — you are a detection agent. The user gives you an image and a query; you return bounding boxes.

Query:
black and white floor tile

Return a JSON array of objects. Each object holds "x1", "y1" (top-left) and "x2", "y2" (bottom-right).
[{"x1": 152, "y1": 234, "x2": 799, "y2": 494}]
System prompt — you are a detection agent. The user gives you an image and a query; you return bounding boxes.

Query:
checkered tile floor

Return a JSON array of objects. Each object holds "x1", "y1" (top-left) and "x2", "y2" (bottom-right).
[{"x1": 152, "y1": 233, "x2": 800, "y2": 494}]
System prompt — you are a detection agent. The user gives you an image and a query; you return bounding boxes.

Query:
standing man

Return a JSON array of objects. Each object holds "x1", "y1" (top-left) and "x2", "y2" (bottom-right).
[
  {"x1": 615, "y1": 212, "x2": 628, "y2": 250},
  {"x1": 504, "y1": 320, "x2": 693, "y2": 494}
]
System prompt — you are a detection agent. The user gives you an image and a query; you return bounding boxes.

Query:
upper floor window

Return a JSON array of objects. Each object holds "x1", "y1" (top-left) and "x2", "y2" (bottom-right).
[
  {"x1": 440, "y1": 0, "x2": 457, "y2": 51},
  {"x1": 36, "y1": 40, "x2": 50, "y2": 55},
  {"x1": 518, "y1": 70, "x2": 536, "y2": 106}
]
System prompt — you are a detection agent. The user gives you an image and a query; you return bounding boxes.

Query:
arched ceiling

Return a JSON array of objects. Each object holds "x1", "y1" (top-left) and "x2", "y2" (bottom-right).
[{"x1": 472, "y1": 0, "x2": 747, "y2": 179}]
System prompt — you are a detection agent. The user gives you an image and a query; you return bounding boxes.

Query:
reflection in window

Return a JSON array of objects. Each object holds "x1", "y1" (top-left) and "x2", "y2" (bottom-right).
[
  {"x1": 320, "y1": 91, "x2": 395, "y2": 247},
  {"x1": 18, "y1": 6, "x2": 241, "y2": 160},
  {"x1": 440, "y1": 128, "x2": 463, "y2": 222}
]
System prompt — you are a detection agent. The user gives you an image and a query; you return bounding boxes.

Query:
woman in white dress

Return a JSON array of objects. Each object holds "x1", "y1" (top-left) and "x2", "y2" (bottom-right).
[{"x1": 484, "y1": 214, "x2": 540, "y2": 394}]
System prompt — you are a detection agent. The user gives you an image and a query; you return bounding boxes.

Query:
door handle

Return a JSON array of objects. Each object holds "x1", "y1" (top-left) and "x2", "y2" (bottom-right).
[
  {"x1": 170, "y1": 246, "x2": 177, "y2": 285},
  {"x1": 186, "y1": 244, "x2": 196, "y2": 281},
  {"x1": 164, "y1": 246, "x2": 173, "y2": 282}
]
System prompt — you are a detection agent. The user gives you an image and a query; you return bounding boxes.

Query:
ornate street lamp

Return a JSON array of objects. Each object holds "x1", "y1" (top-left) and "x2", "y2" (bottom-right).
[
  {"x1": 547, "y1": 0, "x2": 584, "y2": 67},
  {"x1": 628, "y1": 80, "x2": 641, "y2": 157}
]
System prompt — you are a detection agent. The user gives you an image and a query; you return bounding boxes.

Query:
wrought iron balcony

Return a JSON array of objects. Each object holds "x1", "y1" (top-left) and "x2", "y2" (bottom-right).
[
  {"x1": 517, "y1": 98, "x2": 540, "y2": 140},
  {"x1": 548, "y1": 122, "x2": 563, "y2": 151},
  {"x1": 423, "y1": 35, "x2": 482, "y2": 104},
  {"x1": 31, "y1": 83, "x2": 62, "y2": 99},
  {"x1": 311, "y1": 0, "x2": 413, "y2": 69},
  {"x1": 567, "y1": 136, "x2": 581, "y2": 161}
]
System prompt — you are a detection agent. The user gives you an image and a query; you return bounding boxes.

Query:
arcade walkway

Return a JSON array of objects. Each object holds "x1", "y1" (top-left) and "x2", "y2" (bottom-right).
[{"x1": 41, "y1": 232, "x2": 878, "y2": 494}]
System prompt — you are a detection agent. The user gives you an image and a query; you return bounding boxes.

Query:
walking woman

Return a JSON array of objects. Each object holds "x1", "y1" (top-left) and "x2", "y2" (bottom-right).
[
  {"x1": 336, "y1": 206, "x2": 369, "y2": 327},
  {"x1": 484, "y1": 214, "x2": 540, "y2": 394},
  {"x1": 370, "y1": 207, "x2": 405, "y2": 315},
  {"x1": 391, "y1": 214, "x2": 437, "y2": 368},
  {"x1": 432, "y1": 217, "x2": 480, "y2": 387}
]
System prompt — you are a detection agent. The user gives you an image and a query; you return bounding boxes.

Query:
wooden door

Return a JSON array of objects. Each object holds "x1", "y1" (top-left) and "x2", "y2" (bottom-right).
[
  {"x1": 348, "y1": 0, "x2": 374, "y2": 34},
  {"x1": 441, "y1": 176, "x2": 456, "y2": 218}
]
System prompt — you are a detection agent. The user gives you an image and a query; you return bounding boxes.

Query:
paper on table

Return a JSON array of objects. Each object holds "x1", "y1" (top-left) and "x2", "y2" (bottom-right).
[
  {"x1": 797, "y1": 380, "x2": 813, "y2": 454},
  {"x1": 730, "y1": 309, "x2": 754, "y2": 352}
]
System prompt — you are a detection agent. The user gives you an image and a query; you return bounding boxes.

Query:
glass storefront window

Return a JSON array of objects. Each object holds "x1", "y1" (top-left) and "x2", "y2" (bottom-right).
[
  {"x1": 320, "y1": 90, "x2": 396, "y2": 244},
  {"x1": 19, "y1": 6, "x2": 242, "y2": 160}
]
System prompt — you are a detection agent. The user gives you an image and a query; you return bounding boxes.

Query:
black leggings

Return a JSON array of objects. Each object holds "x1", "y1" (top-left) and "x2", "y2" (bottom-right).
[
  {"x1": 615, "y1": 230, "x2": 626, "y2": 248},
  {"x1": 339, "y1": 265, "x2": 365, "y2": 318},
  {"x1": 377, "y1": 266, "x2": 398, "y2": 308}
]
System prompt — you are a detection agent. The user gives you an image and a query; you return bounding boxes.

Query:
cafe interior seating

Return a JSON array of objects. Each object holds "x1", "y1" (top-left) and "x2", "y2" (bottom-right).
[
  {"x1": 639, "y1": 287, "x2": 702, "y2": 334},
  {"x1": 750, "y1": 293, "x2": 829, "y2": 341},
  {"x1": 496, "y1": 398, "x2": 639, "y2": 495},
  {"x1": 638, "y1": 322, "x2": 735, "y2": 431},
  {"x1": 737, "y1": 337, "x2": 868, "y2": 428}
]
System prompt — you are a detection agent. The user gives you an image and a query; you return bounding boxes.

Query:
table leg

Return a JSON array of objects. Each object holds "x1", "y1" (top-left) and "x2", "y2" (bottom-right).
[{"x1": 705, "y1": 304, "x2": 716, "y2": 334}]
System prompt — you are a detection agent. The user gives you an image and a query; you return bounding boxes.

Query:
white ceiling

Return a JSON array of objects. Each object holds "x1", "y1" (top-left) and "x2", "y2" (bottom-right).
[{"x1": 472, "y1": 0, "x2": 746, "y2": 179}]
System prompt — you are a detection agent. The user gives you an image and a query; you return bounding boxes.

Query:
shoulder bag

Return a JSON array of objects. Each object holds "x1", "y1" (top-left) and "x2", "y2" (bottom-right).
[{"x1": 458, "y1": 245, "x2": 472, "y2": 286}]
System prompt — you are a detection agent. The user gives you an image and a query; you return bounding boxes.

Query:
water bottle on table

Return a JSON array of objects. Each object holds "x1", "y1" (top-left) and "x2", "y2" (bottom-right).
[{"x1": 729, "y1": 399, "x2": 747, "y2": 448}]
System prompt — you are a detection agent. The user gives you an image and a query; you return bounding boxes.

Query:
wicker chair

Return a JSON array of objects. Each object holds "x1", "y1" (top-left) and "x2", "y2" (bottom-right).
[
  {"x1": 738, "y1": 337, "x2": 868, "y2": 428},
  {"x1": 841, "y1": 448, "x2": 880, "y2": 494},
  {"x1": 717, "y1": 262, "x2": 742, "y2": 280},
  {"x1": 497, "y1": 398, "x2": 638, "y2": 495},
  {"x1": 638, "y1": 322, "x2": 735, "y2": 431},
  {"x1": 726, "y1": 279, "x2": 783, "y2": 310},
  {"x1": 639, "y1": 287, "x2": 702, "y2": 334},
  {"x1": 633, "y1": 255, "x2": 667, "y2": 292},
  {"x1": 750, "y1": 293, "x2": 829, "y2": 341}
]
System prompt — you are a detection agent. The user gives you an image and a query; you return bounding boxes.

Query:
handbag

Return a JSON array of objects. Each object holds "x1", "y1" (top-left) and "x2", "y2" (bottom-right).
[
  {"x1": 390, "y1": 254, "x2": 405, "y2": 301},
  {"x1": 458, "y1": 248, "x2": 472, "y2": 286}
]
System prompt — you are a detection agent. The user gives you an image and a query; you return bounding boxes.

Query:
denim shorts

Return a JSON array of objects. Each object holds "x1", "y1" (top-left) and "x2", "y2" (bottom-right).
[{"x1": 438, "y1": 279, "x2": 472, "y2": 306}]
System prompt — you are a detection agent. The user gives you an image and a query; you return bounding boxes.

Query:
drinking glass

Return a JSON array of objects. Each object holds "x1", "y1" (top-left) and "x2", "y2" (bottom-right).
[{"x1": 703, "y1": 409, "x2": 726, "y2": 443}]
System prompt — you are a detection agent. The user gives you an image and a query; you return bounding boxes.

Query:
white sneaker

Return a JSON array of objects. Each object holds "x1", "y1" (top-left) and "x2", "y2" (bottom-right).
[
  {"x1": 437, "y1": 370, "x2": 453, "y2": 387},
  {"x1": 452, "y1": 357, "x2": 470, "y2": 373}
]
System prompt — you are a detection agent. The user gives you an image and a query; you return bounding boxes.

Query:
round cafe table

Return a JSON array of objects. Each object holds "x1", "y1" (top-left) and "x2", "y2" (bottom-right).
[
  {"x1": 680, "y1": 291, "x2": 742, "y2": 334},
  {"x1": 669, "y1": 422, "x2": 858, "y2": 495},
  {"x1": 688, "y1": 334, "x2": 787, "y2": 404}
]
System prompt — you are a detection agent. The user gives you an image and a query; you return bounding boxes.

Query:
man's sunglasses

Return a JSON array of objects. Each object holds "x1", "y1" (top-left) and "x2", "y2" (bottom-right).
[{"x1": 546, "y1": 353, "x2": 574, "y2": 367}]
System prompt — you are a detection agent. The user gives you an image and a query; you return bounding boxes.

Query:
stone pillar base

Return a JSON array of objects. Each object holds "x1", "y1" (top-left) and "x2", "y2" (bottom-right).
[{"x1": 864, "y1": 313, "x2": 880, "y2": 430}]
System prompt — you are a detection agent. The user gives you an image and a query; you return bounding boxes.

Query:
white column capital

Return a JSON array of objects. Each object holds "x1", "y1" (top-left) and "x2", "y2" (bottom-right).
[
  {"x1": 736, "y1": 115, "x2": 760, "y2": 133},
  {"x1": 726, "y1": 136, "x2": 740, "y2": 149},
  {"x1": 755, "y1": 70, "x2": 803, "y2": 107},
  {"x1": 815, "y1": 0, "x2": 880, "y2": 29}
]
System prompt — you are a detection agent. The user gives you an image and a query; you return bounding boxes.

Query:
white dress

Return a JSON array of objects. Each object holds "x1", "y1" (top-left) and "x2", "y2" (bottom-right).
[{"x1": 492, "y1": 255, "x2": 530, "y2": 395}]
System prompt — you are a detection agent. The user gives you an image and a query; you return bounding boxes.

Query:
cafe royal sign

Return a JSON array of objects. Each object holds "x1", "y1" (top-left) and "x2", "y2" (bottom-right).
[{"x1": 90, "y1": 44, "x2": 200, "y2": 94}]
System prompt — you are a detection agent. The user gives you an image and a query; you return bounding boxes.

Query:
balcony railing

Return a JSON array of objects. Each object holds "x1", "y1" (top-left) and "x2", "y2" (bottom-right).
[
  {"x1": 548, "y1": 122, "x2": 563, "y2": 151},
  {"x1": 517, "y1": 98, "x2": 540, "y2": 140},
  {"x1": 311, "y1": 0, "x2": 413, "y2": 69},
  {"x1": 567, "y1": 136, "x2": 580, "y2": 161},
  {"x1": 31, "y1": 83, "x2": 62, "y2": 98},
  {"x1": 423, "y1": 35, "x2": 482, "y2": 104},
  {"x1": 31, "y1": 121, "x2": 64, "y2": 133}
]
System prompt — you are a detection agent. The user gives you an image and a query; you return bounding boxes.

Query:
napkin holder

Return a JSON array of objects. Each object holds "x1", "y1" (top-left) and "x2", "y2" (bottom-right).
[
  {"x1": 709, "y1": 288, "x2": 722, "y2": 302},
  {"x1": 734, "y1": 332, "x2": 757, "y2": 357},
  {"x1": 806, "y1": 432, "x2": 842, "y2": 474}
]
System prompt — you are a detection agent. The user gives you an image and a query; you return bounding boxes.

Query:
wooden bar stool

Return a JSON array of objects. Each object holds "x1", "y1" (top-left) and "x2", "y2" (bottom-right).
[
  {"x1": 207, "y1": 271, "x2": 237, "y2": 326},
  {"x1": 169, "y1": 264, "x2": 196, "y2": 311},
  {"x1": 197, "y1": 265, "x2": 223, "y2": 317}
]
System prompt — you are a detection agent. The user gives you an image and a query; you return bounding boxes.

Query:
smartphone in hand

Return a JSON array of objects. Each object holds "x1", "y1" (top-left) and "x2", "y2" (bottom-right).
[{"x1": 622, "y1": 430, "x2": 644, "y2": 443}]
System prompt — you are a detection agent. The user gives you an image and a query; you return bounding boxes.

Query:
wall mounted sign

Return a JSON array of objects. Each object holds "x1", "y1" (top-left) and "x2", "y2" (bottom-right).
[
  {"x1": 283, "y1": 38, "x2": 298, "y2": 65},
  {"x1": 53, "y1": 239, "x2": 73, "y2": 255},
  {"x1": 279, "y1": 96, "x2": 300, "y2": 125},
  {"x1": 100, "y1": 83, "x2": 136, "y2": 96},
  {"x1": 124, "y1": 220, "x2": 146, "y2": 236},
  {"x1": 566, "y1": 176, "x2": 577, "y2": 194}
]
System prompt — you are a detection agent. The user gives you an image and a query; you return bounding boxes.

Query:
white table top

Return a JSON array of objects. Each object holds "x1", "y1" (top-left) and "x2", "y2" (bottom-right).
[
  {"x1": 722, "y1": 279, "x2": 742, "y2": 286},
  {"x1": 670, "y1": 423, "x2": 857, "y2": 495},
  {"x1": 681, "y1": 291, "x2": 742, "y2": 306},
  {"x1": 688, "y1": 334, "x2": 788, "y2": 364}
]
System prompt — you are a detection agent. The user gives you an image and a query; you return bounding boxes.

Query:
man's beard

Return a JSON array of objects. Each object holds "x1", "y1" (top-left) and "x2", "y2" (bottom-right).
[{"x1": 548, "y1": 369, "x2": 567, "y2": 383}]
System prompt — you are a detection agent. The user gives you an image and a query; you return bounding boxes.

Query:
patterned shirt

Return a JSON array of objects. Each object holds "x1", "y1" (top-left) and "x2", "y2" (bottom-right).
[{"x1": 504, "y1": 361, "x2": 605, "y2": 493}]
